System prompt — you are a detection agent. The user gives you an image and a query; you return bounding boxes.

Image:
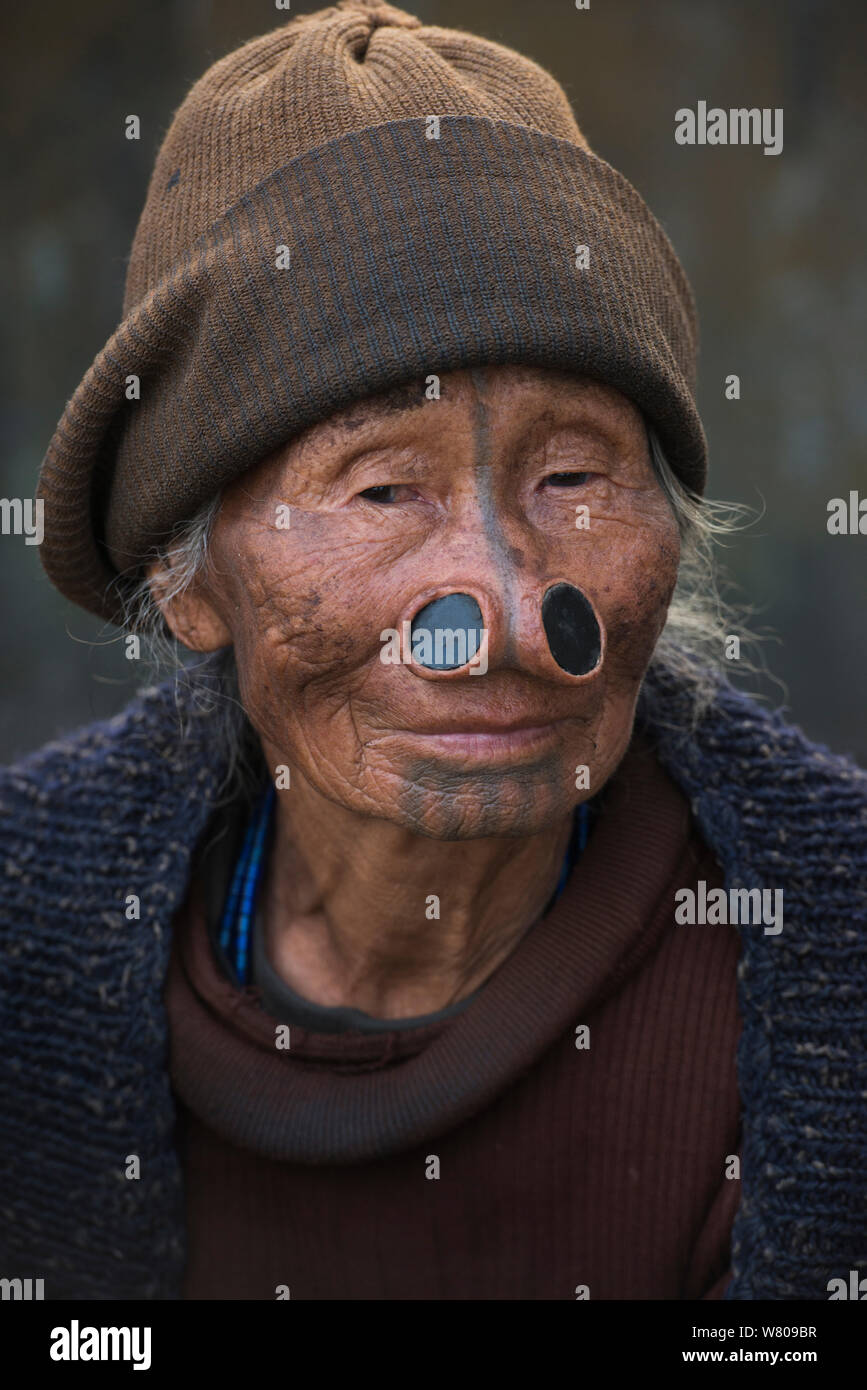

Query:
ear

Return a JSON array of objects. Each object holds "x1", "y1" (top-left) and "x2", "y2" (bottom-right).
[{"x1": 145, "y1": 555, "x2": 233, "y2": 652}]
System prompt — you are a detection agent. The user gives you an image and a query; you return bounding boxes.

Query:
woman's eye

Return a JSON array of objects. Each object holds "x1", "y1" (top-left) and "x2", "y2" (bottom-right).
[
  {"x1": 359, "y1": 484, "x2": 401, "y2": 504},
  {"x1": 544, "y1": 471, "x2": 591, "y2": 487}
]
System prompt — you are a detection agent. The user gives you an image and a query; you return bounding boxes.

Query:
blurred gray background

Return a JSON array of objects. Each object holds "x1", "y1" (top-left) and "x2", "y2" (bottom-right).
[{"x1": 2, "y1": 0, "x2": 865, "y2": 764}]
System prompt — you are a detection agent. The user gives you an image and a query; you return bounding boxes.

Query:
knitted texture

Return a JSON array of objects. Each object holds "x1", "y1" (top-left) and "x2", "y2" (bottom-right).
[
  {"x1": 639, "y1": 665, "x2": 867, "y2": 1300},
  {"x1": 1, "y1": 662, "x2": 865, "y2": 1299},
  {"x1": 35, "y1": 1, "x2": 706, "y2": 622},
  {"x1": 122, "y1": 0, "x2": 588, "y2": 310}
]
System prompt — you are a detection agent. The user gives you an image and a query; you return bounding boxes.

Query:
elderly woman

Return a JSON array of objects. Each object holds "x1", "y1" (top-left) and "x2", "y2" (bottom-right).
[{"x1": 3, "y1": 0, "x2": 865, "y2": 1303}]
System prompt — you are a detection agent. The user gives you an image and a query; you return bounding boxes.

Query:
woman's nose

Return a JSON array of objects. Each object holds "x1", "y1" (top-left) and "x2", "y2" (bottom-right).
[{"x1": 398, "y1": 581, "x2": 604, "y2": 682}]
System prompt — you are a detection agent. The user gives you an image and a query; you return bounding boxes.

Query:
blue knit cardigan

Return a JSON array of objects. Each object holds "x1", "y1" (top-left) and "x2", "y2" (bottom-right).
[{"x1": 1, "y1": 662, "x2": 865, "y2": 1301}]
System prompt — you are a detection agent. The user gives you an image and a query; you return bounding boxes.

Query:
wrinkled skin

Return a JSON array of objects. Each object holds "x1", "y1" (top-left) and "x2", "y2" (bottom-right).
[{"x1": 153, "y1": 365, "x2": 680, "y2": 1015}]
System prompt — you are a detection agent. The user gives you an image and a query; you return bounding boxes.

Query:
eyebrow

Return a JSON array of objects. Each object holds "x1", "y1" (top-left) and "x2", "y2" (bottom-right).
[
  {"x1": 519, "y1": 410, "x2": 630, "y2": 456},
  {"x1": 337, "y1": 379, "x2": 429, "y2": 431},
  {"x1": 336, "y1": 443, "x2": 430, "y2": 485}
]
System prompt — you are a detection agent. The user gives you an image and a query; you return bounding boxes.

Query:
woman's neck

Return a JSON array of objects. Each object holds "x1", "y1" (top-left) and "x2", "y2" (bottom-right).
[{"x1": 258, "y1": 767, "x2": 574, "y2": 1019}]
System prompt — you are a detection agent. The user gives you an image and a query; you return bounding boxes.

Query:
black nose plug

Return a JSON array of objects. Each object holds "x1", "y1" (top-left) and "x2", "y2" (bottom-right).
[
  {"x1": 541, "y1": 583, "x2": 601, "y2": 676},
  {"x1": 410, "y1": 592, "x2": 485, "y2": 669}
]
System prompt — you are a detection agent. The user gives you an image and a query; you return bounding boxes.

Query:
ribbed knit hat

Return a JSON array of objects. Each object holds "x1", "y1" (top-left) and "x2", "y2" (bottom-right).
[{"x1": 37, "y1": 0, "x2": 707, "y2": 623}]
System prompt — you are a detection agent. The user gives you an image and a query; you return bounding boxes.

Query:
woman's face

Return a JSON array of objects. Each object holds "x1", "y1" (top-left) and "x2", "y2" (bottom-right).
[{"x1": 165, "y1": 365, "x2": 680, "y2": 839}]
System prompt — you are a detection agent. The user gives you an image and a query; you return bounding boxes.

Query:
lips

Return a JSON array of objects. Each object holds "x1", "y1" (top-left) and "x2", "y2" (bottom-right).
[{"x1": 382, "y1": 714, "x2": 578, "y2": 762}]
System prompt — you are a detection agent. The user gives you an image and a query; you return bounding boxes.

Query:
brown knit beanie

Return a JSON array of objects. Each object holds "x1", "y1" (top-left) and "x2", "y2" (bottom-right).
[{"x1": 37, "y1": 0, "x2": 706, "y2": 623}]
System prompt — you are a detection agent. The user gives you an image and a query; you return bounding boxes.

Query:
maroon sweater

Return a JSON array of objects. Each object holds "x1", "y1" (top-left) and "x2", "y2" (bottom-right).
[{"x1": 166, "y1": 733, "x2": 742, "y2": 1299}]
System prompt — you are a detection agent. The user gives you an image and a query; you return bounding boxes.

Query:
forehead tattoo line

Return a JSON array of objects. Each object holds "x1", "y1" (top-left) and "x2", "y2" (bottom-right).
[{"x1": 468, "y1": 368, "x2": 520, "y2": 665}]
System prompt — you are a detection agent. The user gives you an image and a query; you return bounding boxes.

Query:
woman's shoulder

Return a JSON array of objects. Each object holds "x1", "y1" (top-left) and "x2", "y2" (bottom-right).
[
  {"x1": 641, "y1": 660, "x2": 866, "y2": 795},
  {"x1": 639, "y1": 663, "x2": 867, "y2": 911},
  {"x1": 0, "y1": 678, "x2": 221, "y2": 919},
  {"x1": 1, "y1": 675, "x2": 221, "y2": 802}
]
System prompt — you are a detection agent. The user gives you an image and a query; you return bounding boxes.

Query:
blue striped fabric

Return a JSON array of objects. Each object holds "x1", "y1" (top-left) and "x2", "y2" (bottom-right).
[{"x1": 219, "y1": 783, "x2": 276, "y2": 985}]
